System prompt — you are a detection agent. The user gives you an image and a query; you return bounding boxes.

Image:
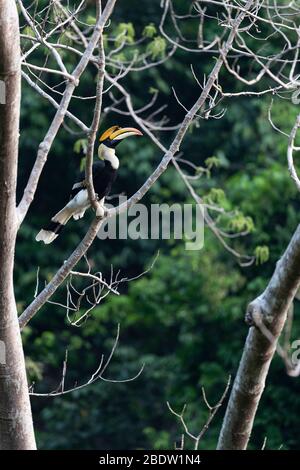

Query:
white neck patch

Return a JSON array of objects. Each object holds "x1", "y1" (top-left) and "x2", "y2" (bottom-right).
[{"x1": 98, "y1": 144, "x2": 119, "y2": 170}]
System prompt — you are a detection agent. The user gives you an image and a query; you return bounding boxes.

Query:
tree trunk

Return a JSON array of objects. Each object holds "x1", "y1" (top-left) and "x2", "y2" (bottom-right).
[
  {"x1": 217, "y1": 224, "x2": 300, "y2": 449},
  {"x1": 0, "y1": 0, "x2": 36, "y2": 450}
]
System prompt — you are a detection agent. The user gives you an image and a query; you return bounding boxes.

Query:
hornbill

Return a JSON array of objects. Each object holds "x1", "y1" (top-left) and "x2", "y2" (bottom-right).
[{"x1": 36, "y1": 125, "x2": 143, "y2": 244}]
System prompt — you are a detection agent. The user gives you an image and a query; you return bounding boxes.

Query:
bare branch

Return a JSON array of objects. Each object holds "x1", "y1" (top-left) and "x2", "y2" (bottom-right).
[
  {"x1": 287, "y1": 113, "x2": 300, "y2": 192},
  {"x1": 167, "y1": 375, "x2": 231, "y2": 450},
  {"x1": 85, "y1": 1, "x2": 106, "y2": 215},
  {"x1": 30, "y1": 325, "x2": 145, "y2": 397}
]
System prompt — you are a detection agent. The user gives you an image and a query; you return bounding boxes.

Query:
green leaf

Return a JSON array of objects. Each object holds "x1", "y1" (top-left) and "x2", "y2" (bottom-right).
[
  {"x1": 143, "y1": 23, "x2": 157, "y2": 39},
  {"x1": 102, "y1": 34, "x2": 108, "y2": 49},
  {"x1": 146, "y1": 36, "x2": 166, "y2": 59},
  {"x1": 23, "y1": 26, "x2": 35, "y2": 37},
  {"x1": 255, "y1": 245, "x2": 270, "y2": 265},
  {"x1": 73, "y1": 139, "x2": 87, "y2": 155},
  {"x1": 228, "y1": 212, "x2": 254, "y2": 233},
  {"x1": 112, "y1": 53, "x2": 127, "y2": 64},
  {"x1": 205, "y1": 156, "x2": 221, "y2": 170},
  {"x1": 80, "y1": 157, "x2": 86, "y2": 172},
  {"x1": 149, "y1": 87, "x2": 158, "y2": 94},
  {"x1": 204, "y1": 188, "x2": 226, "y2": 205},
  {"x1": 86, "y1": 15, "x2": 96, "y2": 25},
  {"x1": 114, "y1": 22, "x2": 135, "y2": 48}
]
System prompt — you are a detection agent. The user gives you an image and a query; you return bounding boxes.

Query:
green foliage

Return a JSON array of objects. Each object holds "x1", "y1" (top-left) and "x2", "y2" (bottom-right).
[
  {"x1": 143, "y1": 23, "x2": 157, "y2": 39},
  {"x1": 228, "y1": 212, "x2": 254, "y2": 233},
  {"x1": 86, "y1": 15, "x2": 96, "y2": 25},
  {"x1": 204, "y1": 188, "x2": 226, "y2": 205},
  {"x1": 25, "y1": 357, "x2": 43, "y2": 382},
  {"x1": 23, "y1": 26, "x2": 35, "y2": 37},
  {"x1": 114, "y1": 22, "x2": 135, "y2": 48},
  {"x1": 80, "y1": 157, "x2": 86, "y2": 172},
  {"x1": 205, "y1": 156, "x2": 221, "y2": 170},
  {"x1": 146, "y1": 36, "x2": 167, "y2": 59},
  {"x1": 255, "y1": 245, "x2": 270, "y2": 265},
  {"x1": 73, "y1": 139, "x2": 87, "y2": 155}
]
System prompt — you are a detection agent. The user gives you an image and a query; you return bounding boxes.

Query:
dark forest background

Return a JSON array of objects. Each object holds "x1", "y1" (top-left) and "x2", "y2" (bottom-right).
[{"x1": 17, "y1": 0, "x2": 300, "y2": 449}]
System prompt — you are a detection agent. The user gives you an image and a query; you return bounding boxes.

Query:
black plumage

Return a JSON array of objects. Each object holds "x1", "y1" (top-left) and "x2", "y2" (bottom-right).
[{"x1": 70, "y1": 160, "x2": 117, "y2": 201}]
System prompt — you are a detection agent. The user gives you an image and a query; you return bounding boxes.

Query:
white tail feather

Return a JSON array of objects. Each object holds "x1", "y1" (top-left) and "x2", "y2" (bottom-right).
[
  {"x1": 36, "y1": 189, "x2": 91, "y2": 244},
  {"x1": 52, "y1": 206, "x2": 73, "y2": 225},
  {"x1": 35, "y1": 229, "x2": 58, "y2": 244}
]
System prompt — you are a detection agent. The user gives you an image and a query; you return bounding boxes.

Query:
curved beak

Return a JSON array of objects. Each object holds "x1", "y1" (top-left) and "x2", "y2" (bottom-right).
[{"x1": 110, "y1": 127, "x2": 143, "y2": 140}]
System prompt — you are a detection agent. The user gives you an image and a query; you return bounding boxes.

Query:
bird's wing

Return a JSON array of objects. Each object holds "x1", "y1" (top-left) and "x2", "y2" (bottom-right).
[
  {"x1": 69, "y1": 180, "x2": 86, "y2": 200},
  {"x1": 69, "y1": 161, "x2": 105, "y2": 200}
]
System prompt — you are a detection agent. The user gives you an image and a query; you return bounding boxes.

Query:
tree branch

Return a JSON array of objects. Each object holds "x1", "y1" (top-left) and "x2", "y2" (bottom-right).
[
  {"x1": 85, "y1": 1, "x2": 105, "y2": 214},
  {"x1": 217, "y1": 223, "x2": 300, "y2": 449}
]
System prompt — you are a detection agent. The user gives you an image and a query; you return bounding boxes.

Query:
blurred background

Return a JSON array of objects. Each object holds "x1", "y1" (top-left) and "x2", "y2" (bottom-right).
[{"x1": 18, "y1": 0, "x2": 300, "y2": 449}]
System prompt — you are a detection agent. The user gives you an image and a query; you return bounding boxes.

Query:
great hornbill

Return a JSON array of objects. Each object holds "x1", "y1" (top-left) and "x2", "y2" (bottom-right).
[{"x1": 36, "y1": 125, "x2": 143, "y2": 244}]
